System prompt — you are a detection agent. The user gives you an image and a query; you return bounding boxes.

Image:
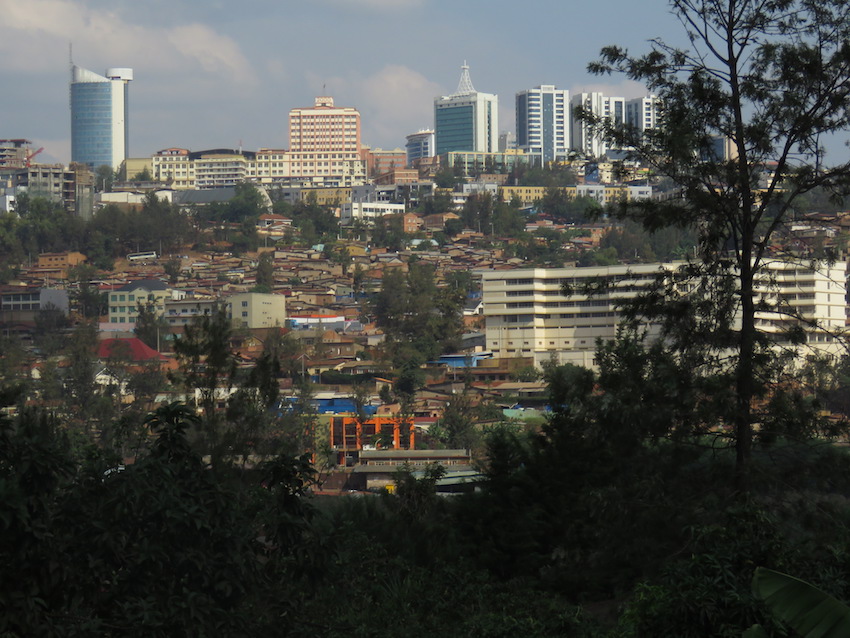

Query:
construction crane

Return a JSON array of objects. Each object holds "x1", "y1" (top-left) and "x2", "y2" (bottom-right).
[{"x1": 25, "y1": 147, "x2": 44, "y2": 167}]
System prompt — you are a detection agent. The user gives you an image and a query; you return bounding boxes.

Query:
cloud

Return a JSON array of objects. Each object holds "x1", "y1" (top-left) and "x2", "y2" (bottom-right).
[
  {"x1": 0, "y1": 0, "x2": 255, "y2": 83},
  {"x1": 354, "y1": 65, "x2": 442, "y2": 149},
  {"x1": 167, "y1": 24, "x2": 253, "y2": 79}
]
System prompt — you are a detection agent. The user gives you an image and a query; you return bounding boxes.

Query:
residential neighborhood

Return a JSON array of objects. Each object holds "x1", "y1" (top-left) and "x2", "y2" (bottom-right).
[{"x1": 6, "y1": 2, "x2": 850, "y2": 633}]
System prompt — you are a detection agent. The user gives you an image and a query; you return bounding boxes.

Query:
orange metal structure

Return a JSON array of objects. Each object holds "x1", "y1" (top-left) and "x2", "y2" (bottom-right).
[{"x1": 329, "y1": 415, "x2": 416, "y2": 463}]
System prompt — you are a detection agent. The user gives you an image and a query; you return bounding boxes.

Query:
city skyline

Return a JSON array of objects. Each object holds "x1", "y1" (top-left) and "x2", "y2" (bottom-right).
[{"x1": 0, "y1": 0, "x2": 682, "y2": 166}]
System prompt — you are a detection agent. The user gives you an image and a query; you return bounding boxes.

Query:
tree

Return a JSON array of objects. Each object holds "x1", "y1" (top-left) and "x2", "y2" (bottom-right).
[
  {"x1": 32, "y1": 303, "x2": 70, "y2": 356},
  {"x1": 585, "y1": 0, "x2": 850, "y2": 488},
  {"x1": 431, "y1": 391, "x2": 479, "y2": 450},
  {"x1": 171, "y1": 304, "x2": 237, "y2": 465},
  {"x1": 131, "y1": 166, "x2": 153, "y2": 181},
  {"x1": 163, "y1": 257, "x2": 181, "y2": 284},
  {"x1": 372, "y1": 263, "x2": 464, "y2": 370},
  {"x1": 255, "y1": 251, "x2": 275, "y2": 289},
  {"x1": 134, "y1": 300, "x2": 169, "y2": 351},
  {"x1": 94, "y1": 165, "x2": 115, "y2": 192}
]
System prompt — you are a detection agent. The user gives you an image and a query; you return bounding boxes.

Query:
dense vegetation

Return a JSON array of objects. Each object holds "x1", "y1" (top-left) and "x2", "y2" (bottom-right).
[{"x1": 7, "y1": 346, "x2": 850, "y2": 636}]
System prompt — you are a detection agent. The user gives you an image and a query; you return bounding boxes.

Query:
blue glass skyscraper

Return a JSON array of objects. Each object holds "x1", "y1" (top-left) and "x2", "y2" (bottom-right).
[
  {"x1": 70, "y1": 65, "x2": 133, "y2": 170},
  {"x1": 434, "y1": 63, "x2": 498, "y2": 155}
]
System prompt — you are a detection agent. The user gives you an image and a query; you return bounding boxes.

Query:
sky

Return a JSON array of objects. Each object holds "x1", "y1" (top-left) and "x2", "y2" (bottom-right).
[{"x1": 4, "y1": 0, "x2": 826, "y2": 167}]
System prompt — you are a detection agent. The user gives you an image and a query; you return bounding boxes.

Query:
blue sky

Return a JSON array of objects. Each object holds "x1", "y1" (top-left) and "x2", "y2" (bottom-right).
[{"x1": 0, "y1": 0, "x2": 762, "y2": 165}]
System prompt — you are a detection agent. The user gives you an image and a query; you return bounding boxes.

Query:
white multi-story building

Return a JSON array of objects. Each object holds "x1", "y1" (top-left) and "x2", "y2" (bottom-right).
[
  {"x1": 625, "y1": 95, "x2": 660, "y2": 137},
  {"x1": 481, "y1": 261, "x2": 848, "y2": 369},
  {"x1": 193, "y1": 153, "x2": 250, "y2": 190},
  {"x1": 250, "y1": 149, "x2": 293, "y2": 183},
  {"x1": 340, "y1": 201, "x2": 405, "y2": 226},
  {"x1": 434, "y1": 63, "x2": 498, "y2": 155},
  {"x1": 151, "y1": 148, "x2": 195, "y2": 188},
  {"x1": 164, "y1": 297, "x2": 218, "y2": 328},
  {"x1": 570, "y1": 92, "x2": 626, "y2": 158},
  {"x1": 516, "y1": 85, "x2": 570, "y2": 163}
]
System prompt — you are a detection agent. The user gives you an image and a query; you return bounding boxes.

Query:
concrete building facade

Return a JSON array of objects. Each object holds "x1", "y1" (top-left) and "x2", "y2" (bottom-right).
[
  {"x1": 225, "y1": 292, "x2": 286, "y2": 329},
  {"x1": 108, "y1": 279, "x2": 173, "y2": 326},
  {"x1": 340, "y1": 201, "x2": 406, "y2": 226},
  {"x1": 516, "y1": 85, "x2": 570, "y2": 163},
  {"x1": 288, "y1": 96, "x2": 365, "y2": 181},
  {"x1": 570, "y1": 92, "x2": 626, "y2": 158},
  {"x1": 481, "y1": 261, "x2": 848, "y2": 369}
]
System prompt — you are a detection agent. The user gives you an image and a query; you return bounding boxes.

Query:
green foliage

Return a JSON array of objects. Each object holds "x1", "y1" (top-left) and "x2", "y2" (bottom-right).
[
  {"x1": 433, "y1": 166, "x2": 459, "y2": 188},
  {"x1": 285, "y1": 192, "x2": 338, "y2": 244},
  {"x1": 372, "y1": 262, "x2": 464, "y2": 369},
  {"x1": 370, "y1": 214, "x2": 406, "y2": 250},
  {"x1": 130, "y1": 166, "x2": 152, "y2": 182},
  {"x1": 163, "y1": 257, "x2": 181, "y2": 283},
  {"x1": 171, "y1": 305, "x2": 238, "y2": 464},
  {"x1": 514, "y1": 163, "x2": 578, "y2": 187},
  {"x1": 255, "y1": 250, "x2": 275, "y2": 288},
  {"x1": 537, "y1": 190, "x2": 600, "y2": 223},
  {"x1": 586, "y1": 0, "x2": 850, "y2": 486},
  {"x1": 0, "y1": 403, "x2": 324, "y2": 636},
  {"x1": 752, "y1": 567, "x2": 850, "y2": 638},
  {"x1": 429, "y1": 391, "x2": 479, "y2": 449},
  {"x1": 133, "y1": 299, "x2": 168, "y2": 351},
  {"x1": 32, "y1": 303, "x2": 70, "y2": 356}
]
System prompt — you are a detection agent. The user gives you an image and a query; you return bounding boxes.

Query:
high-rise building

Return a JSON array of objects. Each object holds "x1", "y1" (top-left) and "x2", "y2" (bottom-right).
[
  {"x1": 70, "y1": 65, "x2": 133, "y2": 170},
  {"x1": 625, "y1": 95, "x2": 660, "y2": 136},
  {"x1": 405, "y1": 129, "x2": 435, "y2": 166},
  {"x1": 434, "y1": 63, "x2": 498, "y2": 155},
  {"x1": 516, "y1": 85, "x2": 569, "y2": 163},
  {"x1": 570, "y1": 92, "x2": 625, "y2": 158},
  {"x1": 287, "y1": 96, "x2": 365, "y2": 181}
]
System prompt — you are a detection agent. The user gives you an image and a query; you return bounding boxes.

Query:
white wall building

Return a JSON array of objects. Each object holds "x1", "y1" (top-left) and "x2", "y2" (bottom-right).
[
  {"x1": 625, "y1": 95, "x2": 660, "y2": 137},
  {"x1": 516, "y1": 85, "x2": 570, "y2": 163},
  {"x1": 570, "y1": 92, "x2": 626, "y2": 159},
  {"x1": 340, "y1": 201, "x2": 406, "y2": 226},
  {"x1": 481, "y1": 260, "x2": 848, "y2": 369},
  {"x1": 108, "y1": 279, "x2": 175, "y2": 326}
]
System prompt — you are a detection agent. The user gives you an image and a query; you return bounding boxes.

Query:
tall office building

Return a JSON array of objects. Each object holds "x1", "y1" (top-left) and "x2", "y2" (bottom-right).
[
  {"x1": 625, "y1": 95, "x2": 660, "y2": 137},
  {"x1": 570, "y1": 92, "x2": 625, "y2": 158},
  {"x1": 516, "y1": 85, "x2": 569, "y2": 163},
  {"x1": 70, "y1": 65, "x2": 133, "y2": 170},
  {"x1": 434, "y1": 63, "x2": 498, "y2": 155},
  {"x1": 288, "y1": 96, "x2": 364, "y2": 180},
  {"x1": 405, "y1": 129, "x2": 435, "y2": 166}
]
